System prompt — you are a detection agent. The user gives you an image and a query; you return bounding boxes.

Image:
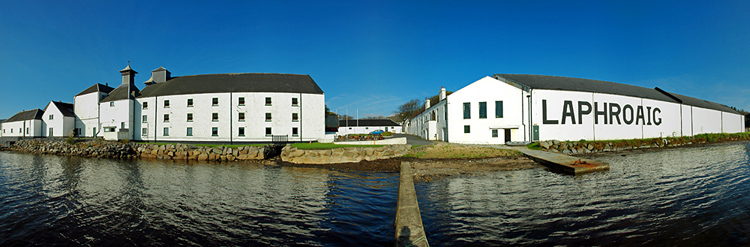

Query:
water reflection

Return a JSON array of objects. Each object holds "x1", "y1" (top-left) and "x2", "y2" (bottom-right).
[
  {"x1": 0, "y1": 153, "x2": 398, "y2": 246},
  {"x1": 417, "y1": 143, "x2": 750, "y2": 246}
]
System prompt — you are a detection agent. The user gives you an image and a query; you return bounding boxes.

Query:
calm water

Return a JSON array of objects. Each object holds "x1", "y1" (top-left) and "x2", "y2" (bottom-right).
[
  {"x1": 2, "y1": 143, "x2": 750, "y2": 246},
  {"x1": 0, "y1": 153, "x2": 398, "y2": 246},
  {"x1": 417, "y1": 142, "x2": 750, "y2": 246}
]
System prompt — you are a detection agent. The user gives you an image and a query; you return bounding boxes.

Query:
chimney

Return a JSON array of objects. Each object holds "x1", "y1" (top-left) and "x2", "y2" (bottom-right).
[
  {"x1": 425, "y1": 98, "x2": 431, "y2": 109},
  {"x1": 149, "y1": 66, "x2": 171, "y2": 84},
  {"x1": 119, "y1": 64, "x2": 138, "y2": 85},
  {"x1": 439, "y1": 86, "x2": 446, "y2": 101}
]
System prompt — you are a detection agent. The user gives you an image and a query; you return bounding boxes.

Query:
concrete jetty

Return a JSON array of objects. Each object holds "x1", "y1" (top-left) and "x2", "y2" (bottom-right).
[
  {"x1": 520, "y1": 149, "x2": 609, "y2": 175},
  {"x1": 394, "y1": 161, "x2": 429, "y2": 247}
]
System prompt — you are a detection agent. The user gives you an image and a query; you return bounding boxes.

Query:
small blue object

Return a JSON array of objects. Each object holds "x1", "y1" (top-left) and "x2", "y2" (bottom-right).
[{"x1": 370, "y1": 130, "x2": 384, "y2": 135}]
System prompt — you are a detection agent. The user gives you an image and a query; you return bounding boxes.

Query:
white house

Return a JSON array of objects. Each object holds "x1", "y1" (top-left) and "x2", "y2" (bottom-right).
[
  {"x1": 336, "y1": 119, "x2": 402, "y2": 135},
  {"x1": 134, "y1": 67, "x2": 325, "y2": 143},
  {"x1": 74, "y1": 83, "x2": 114, "y2": 137},
  {"x1": 99, "y1": 65, "x2": 140, "y2": 141},
  {"x1": 2, "y1": 109, "x2": 44, "y2": 138},
  {"x1": 408, "y1": 74, "x2": 746, "y2": 144},
  {"x1": 41, "y1": 101, "x2": 76, "y2": 137}
]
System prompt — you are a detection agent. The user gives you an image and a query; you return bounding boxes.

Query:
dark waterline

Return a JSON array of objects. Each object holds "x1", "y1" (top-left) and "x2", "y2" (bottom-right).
[
  {"x1": 416, "y1": 142, "x2": 750, "y2": 246},
  {"x1": 0, "y1": 153, "x2": 398, "y2": 246}
]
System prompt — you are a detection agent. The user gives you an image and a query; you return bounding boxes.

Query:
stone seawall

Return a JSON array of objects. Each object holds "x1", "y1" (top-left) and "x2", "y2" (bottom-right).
[
  {"x1": 6, "y1": 139, "x2": 265, "y2": 161},
  {"x1": 538, "y1": 134, "x2": 750, "y2": 154},
  {"x1": 280, "y1": 144, "x2": 411, "y2": 164}
]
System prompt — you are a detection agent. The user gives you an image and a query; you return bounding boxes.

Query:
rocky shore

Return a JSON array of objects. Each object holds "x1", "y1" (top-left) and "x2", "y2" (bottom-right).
[{"x1": 538, "y1": 133, "x2": 750, "y2": 154}]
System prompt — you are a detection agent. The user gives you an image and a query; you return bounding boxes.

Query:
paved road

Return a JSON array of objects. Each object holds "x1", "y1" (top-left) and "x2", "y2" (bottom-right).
[{"x1": 393, "y1": 134, "x2": 433, "y2": 146}]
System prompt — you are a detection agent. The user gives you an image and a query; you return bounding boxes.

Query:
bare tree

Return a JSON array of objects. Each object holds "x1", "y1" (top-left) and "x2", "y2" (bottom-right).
[
  {"x1": 393, "y1": 99, "x2": 424, "y2": 125},
  {"x1": 338, "y1": 114, "x2": 354, "y2": 120}
]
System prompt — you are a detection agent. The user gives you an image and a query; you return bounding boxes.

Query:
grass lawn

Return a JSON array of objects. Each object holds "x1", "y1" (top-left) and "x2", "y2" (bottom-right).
[{"x1": 290, "y1": 142, "x2": 385, "y2": 149}]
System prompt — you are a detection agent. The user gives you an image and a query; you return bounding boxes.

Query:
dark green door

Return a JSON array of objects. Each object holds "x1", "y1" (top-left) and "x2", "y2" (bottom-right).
[{"x1": 533, "y1": 125, "x2": 539, "y2": 141}]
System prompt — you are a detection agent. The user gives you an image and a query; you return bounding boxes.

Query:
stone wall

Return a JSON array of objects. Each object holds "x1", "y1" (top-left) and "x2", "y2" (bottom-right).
[
  {"x1": 538, "y1": 134, "x2": 750, "y2": 154},
  {"x1": 6, "y1": 139, "x2": 265, "y2": 161},
  {"x1": 280, "y1": 144, "x2": 411, "y2": 164}
]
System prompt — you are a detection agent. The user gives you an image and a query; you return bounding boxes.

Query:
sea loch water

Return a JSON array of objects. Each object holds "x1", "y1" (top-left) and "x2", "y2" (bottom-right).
[{"x1": 2, "y1": 142, "x2": 750, "y2": 246}]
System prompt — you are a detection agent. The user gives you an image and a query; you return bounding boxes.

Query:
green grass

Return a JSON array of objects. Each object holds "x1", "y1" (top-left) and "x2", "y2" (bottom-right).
[
  {"x1": 526, "y1": 142, "x2": 542, "y2": 150},
  {"x1": 290, "y1": 142, "x2": 385, "y2": 149},
  {"x1": 144, "y1": 142, "x2": 266, "y2": 148}
]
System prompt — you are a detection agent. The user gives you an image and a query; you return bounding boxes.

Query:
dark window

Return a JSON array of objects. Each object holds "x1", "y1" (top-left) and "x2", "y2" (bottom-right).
[
  {"x1": 212, "y1": 127, "x2": 218, "y2": 136},
  {"x1": 238, "y1": 127, "x2": 245, "y2": 136},
  {"x1": 142, "y1": 128, "x2": 147, "y2": 136},
  {"x1": 492, "y1": 129, "x2": 498, "y2": 138},
  {"x1": 163, "y1": 127, "x2": 169, "y2": 136},
  {"x1": 292, "y1": 127, "x2": 298, "y2": 136},
  {"x1": 110, "y1": 102, "x2": 115, "y2": 107},
  {"x1": 212, "y1": 98, "x2": 219, "y2": 106},
  {"x1": 292, "y1": 113, "x2": 298, "y2": 122},
  {"x1": 187, "y1": 113, "x2": 193, "y2": 122},
  {"x1": 239, "y1": 97, "x2": 245, "y2": 106},
  {"x1": 164, "y1": 100, "x2": 170, "y2": 108},
  {"x1": 496, "y1": 101, "x2": 503, "y2": 118},
  {"x1": 239, "y1": 113, "x2": 245, "y2": 122},
  {"x1": 142, "y1": 115, "x2": 147, "y2": 123},
  {"x1": 265, "y1": 127, "x2": 272, "y2": 136},
  {"x1": 464, "y1": 125, "x2": 470, "y2": 133},
  {"x1": 292, "y1": 98, "x2": 298, "y2": 106},
  {"x1": 212, "y1": 113, "x2": 219, "y2": 122},
  {"x1": 187, "y1": 98, "x2": 193, "y2": 107},
  {"x1": 143, "y1": 102, "x2": 148, "y2": 109},
  {"x1": 49, "y1": 115, "x2": 53, "y2": 120},
  {"x1": 187, "y1": 127, "x2": 193, "y2": 136},
  {"x1": 265, "y1": 97, "x2": 272, "y2": 106},
  {"x1": 463, "y1": 102, "x2": 470, "y2": 119},
  {"x1": 266, "y1": 113, "x2": 272, "y2": 122},
  {"x1": 164, "y1": 114, "x2": 169, "y2": 122},
  {"x1": 479, "y1": 102, "x2": 487, "y2": 119}
]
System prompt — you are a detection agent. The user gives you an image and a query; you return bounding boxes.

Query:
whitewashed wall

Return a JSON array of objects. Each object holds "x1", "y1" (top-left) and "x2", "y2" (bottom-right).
[
  {"x1": 74, "y1": 91, "x2": 108, "y2": 137},
  {"x1": 691, "y1": 107, "x2": 722, "y2": 135},
  {"x1": 446, "y1": 76, "x2": 526, "y2": 144},
  {"x1": 1, "y1": 120, "x2": 43, "y2": 137},
  {"x1": 135, "y1": 92, "x2": 324, "y2": 142},
  {"x1": 42, "y1": 102, "x2": 75, "y2": 137},
  {"x1": 99, "y1": 99, "x2": 133, "y2": 140}
]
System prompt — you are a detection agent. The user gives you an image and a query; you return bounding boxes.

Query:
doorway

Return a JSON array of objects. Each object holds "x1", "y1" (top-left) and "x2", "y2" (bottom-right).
[{"x1": 504, "y1": 129, "x2": 511, "y2": 143}]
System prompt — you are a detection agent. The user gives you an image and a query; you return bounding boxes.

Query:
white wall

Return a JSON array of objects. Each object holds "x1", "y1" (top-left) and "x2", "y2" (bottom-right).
[
  {"x1": 135, "y1": 92, "x2": 325, "y2": 142},
  {"x1": 337, "y1": 125, "x2": 401, "y2": 135},
  {"x1": 99, "y1": 99, "x2": 133, "y2": 140},
  {"x1": 42, "y1": 102, "x2": 75, "y2": 137},
  {"x1": 1, "y1": 120, "x2": 43, "y2": 137},
  {"x1": 691, "y1": 106, "x2": 722, "y2": 135},
  {"x1": 74, "y1": 91, "x2": 107, "y2": 137},
  {"x1": 446, "y1": 76, "x2": 526, "y2": 144}
]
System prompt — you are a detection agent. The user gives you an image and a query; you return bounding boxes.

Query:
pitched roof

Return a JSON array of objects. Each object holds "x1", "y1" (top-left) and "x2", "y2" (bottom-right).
[
  {"x1": 138, "y1": 73, "x2": 323, "y2": 97},
  {"x1": 493, "y1": 74, "x2": 739, "y2": 114},
  {"x1": 5, "y1": 109, "x2": 43, "y2": 123},
  {"x1": 339, "y1": 119, "x2": 401, "y2": 127},
  {"x1": 43, "y1": 101, "x2": 76, "y2": 117},
  {"x1": 101, "y1": 83, "x2": 140, "y2": 102},
  {"x1": 76, "y1": 83, "x2": 115, "y2": 96}
]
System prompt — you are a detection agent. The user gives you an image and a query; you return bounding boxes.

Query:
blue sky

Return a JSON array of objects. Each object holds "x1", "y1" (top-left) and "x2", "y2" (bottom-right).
[{"x1": 2, "y1": 1, "x2": 750, "y2": 119}]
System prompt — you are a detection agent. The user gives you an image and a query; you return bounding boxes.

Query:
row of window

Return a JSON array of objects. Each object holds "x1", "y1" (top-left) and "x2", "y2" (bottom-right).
[
  {"x1": 143, "y1": 97, "x2": 299, "y2": 109},
  {"x1": 2, "y1": 128, "x2": 30, "y2": 134},
  {"x1": 463, "y1": 101, "x2": 503, "y2": 119},
  {"x1": 146, "y1": 127, "x2": 299, "y2": 137},
  {"x1": 143, "y1": 113, "x2": 299, "y2": 123}
]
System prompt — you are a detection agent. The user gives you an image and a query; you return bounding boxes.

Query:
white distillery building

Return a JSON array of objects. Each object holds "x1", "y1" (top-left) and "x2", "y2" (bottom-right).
[
  {"x1": 336, "y1": 119, "x2": 402, "y2": 135},
  {"x1": 407, "y1": 74, "x2": 746, "y2": 144},
  {"x1": 2, "y1": 65, "x2": 326, "y2": 143}
]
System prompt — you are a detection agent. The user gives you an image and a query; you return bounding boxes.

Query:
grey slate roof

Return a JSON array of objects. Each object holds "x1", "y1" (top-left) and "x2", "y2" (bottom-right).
[
  {"x1": 138, "y1": 73, "x2": 323, "y2": 98},
  {"x1": 43, "y1": 101, "x2": 75, "y2": 117},
  {"x1": 339, "y1": 119, "x2": 401, "y2": 127},
  {"x1": 5, "y1": 109, "x2": 43, "y2": 123},
  {"x1": 493, "y1": 74, "x2": 739, "y2": 114},
  {"x1": 101, "y1": 83, "x2": 140, "y2": 102},
  {"x1": 76, "y1": 83, "x2": 115, "y2": 96}
]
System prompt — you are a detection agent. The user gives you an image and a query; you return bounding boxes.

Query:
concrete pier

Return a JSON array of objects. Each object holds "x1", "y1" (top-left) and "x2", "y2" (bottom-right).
[
  {"x1": 520, "y1": 149, "x2": 609, "y2": 175},
  {"x1": 394, "y1": 161, "x2": 429, "y2": 247}
]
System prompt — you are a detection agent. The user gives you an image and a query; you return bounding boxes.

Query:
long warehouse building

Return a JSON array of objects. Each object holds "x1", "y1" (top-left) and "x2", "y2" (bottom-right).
[{"x1": 407, "y1": 74, "x2": 745, "y2": 143}]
